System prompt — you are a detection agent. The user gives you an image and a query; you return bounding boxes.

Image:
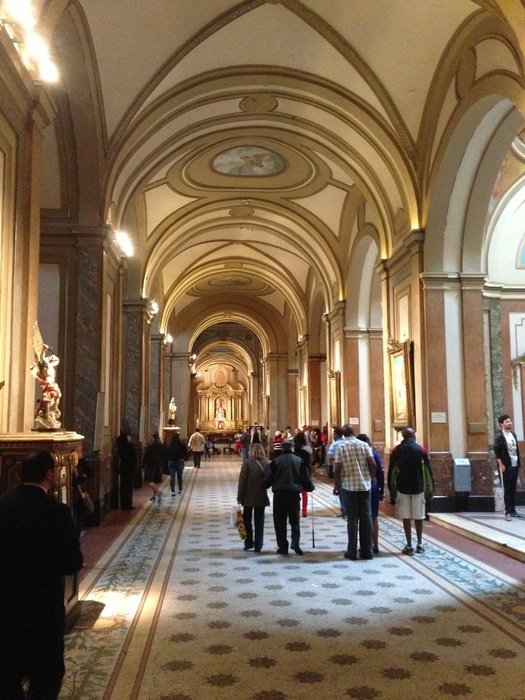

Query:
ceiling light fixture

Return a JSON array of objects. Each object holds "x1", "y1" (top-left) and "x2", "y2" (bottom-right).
[
  {"x1": 114, "y1": 229, "x2": 134, "y2": 257},
  {"x1": 1, "y1": 0, "x2": 59, "y2": 82}
]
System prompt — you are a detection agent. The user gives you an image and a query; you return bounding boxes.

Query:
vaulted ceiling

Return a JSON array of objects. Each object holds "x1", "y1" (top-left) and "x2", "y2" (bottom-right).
[{"x1": 41, "y1": 0, "x2": 524, "y2": 357}]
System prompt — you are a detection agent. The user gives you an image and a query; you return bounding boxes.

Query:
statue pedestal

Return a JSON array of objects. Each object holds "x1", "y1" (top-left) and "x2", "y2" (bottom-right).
[{"x1": 0, "y1": 431, "x2": 85, "y2": 626}]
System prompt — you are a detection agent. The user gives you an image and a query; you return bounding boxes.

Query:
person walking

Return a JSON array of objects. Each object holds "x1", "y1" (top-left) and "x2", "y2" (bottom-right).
[
  {"x1": 270, "y1": 430, "x2": 284, "y2": 458},
  {"x1": 167, "y1": 429, "x2": 188, "y2": 495},
  {"x1": 388, "y1": 427, "x2": 434, "y2": 554},
  {"x1": 494, "y1": 414, "x2": 522, "y2": 521},
  {"x1": 188, "y1": 428, "x2": 206, "y2": 468},
  {"x1": 357, "y1": 433, "x2": 384, "y2": 554},
  {"x1": 334, "y1": 425, "x2": 377, "y2": 560},
  {"x1": 0, "y1": 450, "x2": 83, "y2": 699},
  {"x1": 237, "y1": 442, "x2": 270, "y2": 552},
  {"x1": 117, "y1": 429, "x2": 138, "y2": 509},
  {"x1": 239, "y1": 428, "x2": 251, "y2": 461},
  {"x1": 72, "y1": 442, "x2": 94, "y2": 534},
  {"x1": 143, "y1": 432, "x2": 166, "y2": 504},
  {"x1": 326, "y1": 425, "x2": 346, "y2": 518},
  {"x1": 266, "y1": 439, "x2": 314, "y2": 555},
  {"x1": 294, "y1": 430, "x2": 313, "y2": 518}
]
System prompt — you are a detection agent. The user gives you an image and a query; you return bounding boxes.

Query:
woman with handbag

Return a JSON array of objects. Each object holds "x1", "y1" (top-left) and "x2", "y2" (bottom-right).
[
  {"x1": 72, "y1": 443, "x2": 93, "y2": 535},
  {"x1": 117, "y1": 430, "x2": 138, "y2": 510},
  {"x1": 237, "y1": 442, "x2": 270, "y2": 552}
]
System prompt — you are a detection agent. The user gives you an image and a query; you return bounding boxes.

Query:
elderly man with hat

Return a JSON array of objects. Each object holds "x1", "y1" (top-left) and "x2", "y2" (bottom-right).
[{"x1": 266, "y1": 438, "x2": 314, "y2": 555}]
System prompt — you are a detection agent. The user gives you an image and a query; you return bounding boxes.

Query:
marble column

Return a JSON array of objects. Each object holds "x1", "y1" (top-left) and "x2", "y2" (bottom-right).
[
  {"x1": 262, "y1": 353, "x2": 288, "y2": 433},
  {"x1": 71, "y1": 231, "x2": 106, "y2": 449},
  {"x1": 343, "y1": 328, "x2": 383, "y2": 439},
  {"x1": 308, "y1": 354, "x2": 324, "y2": 427},
  {"x1": 324, "y1": 301, "x2": 345, "y2": 424},
  {"x1": 420, "y1": 273, "x2": 456, "y2": 499},
  {"x1": 369, "y1": 330, "x2": 385, "y2": 445},
  {"x1": 149, "y1": 334, "x2": 164, "y2": 433},
  {"x1": 122, "y1": 299, "x2": 151, "y2": 442},
  {"x1": 460, "y1": 274, "x2": 492, "y2": 501}
]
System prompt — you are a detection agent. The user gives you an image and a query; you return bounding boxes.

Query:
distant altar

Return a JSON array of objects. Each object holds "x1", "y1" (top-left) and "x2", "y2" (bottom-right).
[{"x1": 195, "y1": 363, "x2": 247, "y2": 432}]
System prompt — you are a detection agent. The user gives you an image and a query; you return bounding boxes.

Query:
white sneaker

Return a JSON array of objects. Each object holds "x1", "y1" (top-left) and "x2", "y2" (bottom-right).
[{"x1": 171, "y1": 491, "x2": 176, "y2": 496}]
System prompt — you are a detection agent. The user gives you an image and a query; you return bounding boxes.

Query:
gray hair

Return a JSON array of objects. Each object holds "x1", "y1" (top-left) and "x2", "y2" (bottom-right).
[{"x1": 249, "y1": 442, "x2": 266, "y2": 460}]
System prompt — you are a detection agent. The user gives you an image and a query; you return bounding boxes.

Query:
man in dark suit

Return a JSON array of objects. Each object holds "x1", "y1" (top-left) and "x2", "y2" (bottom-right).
[
  {"x1": 0, "y1": 450, "x2": 84, "y2": 699},
  {"x1": 267, "y1": 439, "x2": 314, "y2": 555}
]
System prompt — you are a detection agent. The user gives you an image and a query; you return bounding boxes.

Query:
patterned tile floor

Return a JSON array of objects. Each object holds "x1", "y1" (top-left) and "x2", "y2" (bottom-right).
[{"x1": 61, "y1": 458, "x2": 525, "y2": 700}]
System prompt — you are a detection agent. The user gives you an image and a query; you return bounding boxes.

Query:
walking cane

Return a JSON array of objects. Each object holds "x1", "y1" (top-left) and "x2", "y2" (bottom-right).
[{"x1": 311, "y1": 491, "x2": 316, "y2": 548}]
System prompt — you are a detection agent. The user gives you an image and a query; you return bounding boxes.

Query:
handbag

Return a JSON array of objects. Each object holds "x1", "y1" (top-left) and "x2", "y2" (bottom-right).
[
  {"x1": 493, "y1": 472, "x2": 504, "y2": 512},
  {"x1": 232, "y1": 504, "x2": 246, "y2": 540}
]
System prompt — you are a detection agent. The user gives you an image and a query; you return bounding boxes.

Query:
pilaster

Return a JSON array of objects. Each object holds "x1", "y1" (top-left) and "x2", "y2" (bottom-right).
[
  {"x1": 122, "y1": 299, "x2": 151, "y2": 442},
  {"x1": 149, "y1": 334, "x2": 164, "y2": 433},
  {"x1": 262, "y1": 353, "x2": 288, "y2": 433}
]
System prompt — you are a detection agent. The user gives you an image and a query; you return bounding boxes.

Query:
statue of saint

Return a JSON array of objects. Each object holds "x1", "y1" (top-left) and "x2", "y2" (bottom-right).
[
  {"x1": 30, "y1": 322, "x2": 62, "y2": 430},
  {"x1": 215, "y1": 397, "x2": 226, "y2": 421},
  {"x1": 168, "y1": 397, "x2": 177, "y2": 425}
]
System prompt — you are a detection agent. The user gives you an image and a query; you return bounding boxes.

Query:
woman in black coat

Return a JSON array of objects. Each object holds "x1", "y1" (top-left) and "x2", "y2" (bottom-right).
[
  {"x1": 117, "y1": 431, "x2": 137, "y2": 510},
  {"x1": 237, "y1": 442, "x2": 270, "y2": 552}
]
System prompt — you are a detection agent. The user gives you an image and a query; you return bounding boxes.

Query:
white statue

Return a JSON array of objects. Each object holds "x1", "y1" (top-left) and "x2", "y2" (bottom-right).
[
  {"x1": 30, "y1": 322, "x2": 62, "y2": 430},
  {"x1": 215, "y1": 397, "x2": 226, "y2": 420},
  {"x1": 168, "y1": 397, "x2": 177, "y2": 424}
]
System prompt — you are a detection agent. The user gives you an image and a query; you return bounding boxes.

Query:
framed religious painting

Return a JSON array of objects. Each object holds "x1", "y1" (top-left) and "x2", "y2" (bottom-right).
[{"x1": 388, "y1": 338, "x2": 415, "y2": 430}]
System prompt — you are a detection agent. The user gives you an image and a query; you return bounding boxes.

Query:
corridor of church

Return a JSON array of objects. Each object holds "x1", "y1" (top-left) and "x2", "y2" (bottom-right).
[
  {"x1": 62, "y1": 457, "x2": 525, "y2": 700},
  {"x1": 2, "y1": 2, "x2": 525, "y2": 697}
]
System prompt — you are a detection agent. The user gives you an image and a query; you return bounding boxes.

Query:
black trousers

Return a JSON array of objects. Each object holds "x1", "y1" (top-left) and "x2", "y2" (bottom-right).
[
  {"x1": 119, "y1": 471, "x2": 134, "y2": 508},
  {"x1": 242, "y1": 505, "x2": 266, "y2": 550},
  {"x1": 0, "y1": 633, "x2": 64, "y2": 700},
  {"x1": 272, "y1": 490, "x2": 301, "y2": 552},
  {"x1": 503, "y1": 466, "x2": 519, "y2": 514},
  {"x1": 168, "y1": 459, "x2": 185, "y2": 491},
  {"x1": 341, "y1": 489, "x2": 373, "y2": 558}
]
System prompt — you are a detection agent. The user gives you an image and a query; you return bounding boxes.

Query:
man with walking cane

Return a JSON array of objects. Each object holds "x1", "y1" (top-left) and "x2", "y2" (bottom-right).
[{"x1": 266, "y1": 439, "x2": 315, "y2": 555}]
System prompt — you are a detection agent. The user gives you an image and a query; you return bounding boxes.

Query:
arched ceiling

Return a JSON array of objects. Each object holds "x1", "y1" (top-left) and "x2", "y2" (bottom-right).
[{"x1": 42, "y1": 0, "x2": 525, "y2": 349}]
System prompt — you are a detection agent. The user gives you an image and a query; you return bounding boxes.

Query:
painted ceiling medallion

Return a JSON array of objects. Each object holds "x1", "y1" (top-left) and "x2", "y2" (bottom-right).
[
  {"x1": 229, "y1": 205, "x2": 255, "y2": 217},
  {"x1": 212, "y1": 146, "x2": 286, "y2": 177},
  {"x1": 190, "y1": 274, "x2": 269, "y2": 296},
  {"x1": 172, "y1": 135, "x2": 320, "y2": 194},
  {"x1": 239, "y1": 94, "x2": 278, "y2": 113},
  {"x1": 210, "y1": 276, "x2": 251, "y2": 287}
]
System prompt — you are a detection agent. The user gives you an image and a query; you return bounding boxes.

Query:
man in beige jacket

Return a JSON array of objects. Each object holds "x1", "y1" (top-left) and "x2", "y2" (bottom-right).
[{"x1": 188, "y1": 428, "x2": 206, "y2": 468}]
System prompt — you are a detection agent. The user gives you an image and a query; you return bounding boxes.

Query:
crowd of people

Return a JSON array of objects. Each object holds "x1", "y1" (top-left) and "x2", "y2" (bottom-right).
[
  {"x1": 233, "y1": 423, "x2": 436, "y2": 561},
  {"x1": 0, "y1": 411, "x2": 518, "y2": 698},
  {"x1": 116, "y1": 421, "x2": 437, "y2": 560}
]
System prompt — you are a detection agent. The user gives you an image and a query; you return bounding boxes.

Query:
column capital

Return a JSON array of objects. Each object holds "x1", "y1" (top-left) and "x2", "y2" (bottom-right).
[
  {"x1": 420, "y1": 272, "x2": 461, "y2": 290},
  {"x1": 459, "y1": 273, "x2": 487, "y2": 291},
  {"x1": 323, "y1": 300, "x2": 345, "y2": 324},
  {"x1": 344, "y1": 327, "x2": 382, "y2": 339},
  {"x1": 123, "y1": 298, "x2": 155, "y2": 325}
]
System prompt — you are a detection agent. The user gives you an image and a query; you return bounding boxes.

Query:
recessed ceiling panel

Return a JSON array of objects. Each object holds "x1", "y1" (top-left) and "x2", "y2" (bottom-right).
[{"x1": 171, "y1": 137, "x2": 317, "y2": 192}]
